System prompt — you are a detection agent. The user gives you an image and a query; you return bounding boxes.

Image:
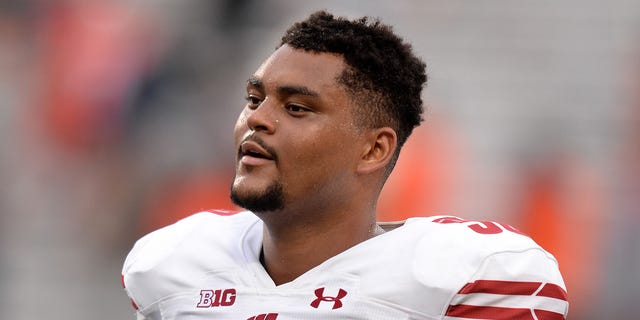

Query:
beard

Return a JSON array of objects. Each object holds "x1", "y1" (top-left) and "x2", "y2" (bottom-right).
[{"x1": 230, "y1": 179, "x2": 285, "y2": 212}]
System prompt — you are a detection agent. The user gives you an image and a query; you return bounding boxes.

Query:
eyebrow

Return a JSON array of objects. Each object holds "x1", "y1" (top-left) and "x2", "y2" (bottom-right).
[
  {"x1": 247, "y1": 76, "x2": 264, "y2": 89},
  {"x1": 247, "y1": 75, "x2": 319, "y2": 98}
]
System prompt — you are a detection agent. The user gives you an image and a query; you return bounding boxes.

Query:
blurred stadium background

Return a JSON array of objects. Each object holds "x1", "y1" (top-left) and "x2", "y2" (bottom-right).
[{"x1": 0, "y1": 0, "x2": 638, "y2": 319}]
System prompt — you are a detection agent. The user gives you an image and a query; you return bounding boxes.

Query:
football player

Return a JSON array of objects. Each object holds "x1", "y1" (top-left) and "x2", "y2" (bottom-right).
[{"x1": 122, "y1": 10, "x2": 568, "y2": 320}]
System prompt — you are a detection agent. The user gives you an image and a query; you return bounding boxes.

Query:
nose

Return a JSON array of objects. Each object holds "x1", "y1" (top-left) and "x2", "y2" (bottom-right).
[{"x1": 246, "y1": 99, "x2": 277, "y2": 133}]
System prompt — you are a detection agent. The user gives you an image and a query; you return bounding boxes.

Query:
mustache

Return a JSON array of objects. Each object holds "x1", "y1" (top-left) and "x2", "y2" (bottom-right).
[{"x1": 239, "y1": 135, "x2": 279, "y2": 163}]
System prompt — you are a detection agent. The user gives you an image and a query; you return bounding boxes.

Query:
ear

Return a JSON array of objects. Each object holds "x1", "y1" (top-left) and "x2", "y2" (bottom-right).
[{"x1": 356, "y1": 127, "x2": 397, "y2": 175}]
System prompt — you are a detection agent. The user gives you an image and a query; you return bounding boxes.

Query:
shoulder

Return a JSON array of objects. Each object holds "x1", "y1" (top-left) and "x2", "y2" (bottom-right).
[
  {"x1": 121, "y1": 210, "x2": 259, "y2": 312},
  {"x1": 398, "y1": 215, "x2": 543, "y2": 246},
  {"x1": 405, "y1": 215, "x2": 562, "y2": 277},
  {"x1": 123, "y1": 210, "x2": 256, "y2": 273},
  {"x1": 406, "y1": 215, "x2": 546, "y2": 251},
  {"x1": 403, "y1": 215, "x2": 568, "y2": 317}
]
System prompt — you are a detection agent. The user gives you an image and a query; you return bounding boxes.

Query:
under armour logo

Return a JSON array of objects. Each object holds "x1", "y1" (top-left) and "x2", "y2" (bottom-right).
[{"x1": 310, "y1": 287, "x2": 348, "y2": 310}]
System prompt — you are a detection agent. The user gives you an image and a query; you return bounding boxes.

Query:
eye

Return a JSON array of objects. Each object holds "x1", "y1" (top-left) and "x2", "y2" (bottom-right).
[
  {"x1": 286, "y1": 104, "x2": 310, "y2": 116},
  {"x1": 245, "y1": 95, "x2": 262, "y2": 109}
]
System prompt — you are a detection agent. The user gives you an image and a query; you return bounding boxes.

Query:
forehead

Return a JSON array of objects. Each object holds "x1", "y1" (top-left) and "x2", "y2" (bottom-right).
[{"x1": 253, "y1": 45, "x2": 347, "y2": 94}]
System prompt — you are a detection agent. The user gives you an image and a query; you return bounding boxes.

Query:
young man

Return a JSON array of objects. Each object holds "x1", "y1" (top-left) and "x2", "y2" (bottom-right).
[{"x1": 122, "y1": 11, "x2": 568, "y2": 320}]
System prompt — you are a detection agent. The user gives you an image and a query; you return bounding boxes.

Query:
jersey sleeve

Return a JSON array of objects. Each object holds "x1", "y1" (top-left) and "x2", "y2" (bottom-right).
[
  {"x1": 120, "y1": 212, "x2": 212, "y2": 319},
  {"x1": 121, "y1": 229, "x2": 158, "y2": 319},
  {"x1": 120, "y1": 210, "x2": 252, "y2": 319},
  {"x1": 411, "y1": 216, "x2": 568, "y2": 319},
  {"x1": 444, "y1": 248, "x2": 568, "y2": 320}
]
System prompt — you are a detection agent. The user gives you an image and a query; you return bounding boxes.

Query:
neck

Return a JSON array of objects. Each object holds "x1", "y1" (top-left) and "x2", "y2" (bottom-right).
[{"x1": 257, "y1": 205, "x2": 383, "y2": 286}]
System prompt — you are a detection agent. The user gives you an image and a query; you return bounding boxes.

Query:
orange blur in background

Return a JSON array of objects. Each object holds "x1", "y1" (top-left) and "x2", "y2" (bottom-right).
[{"x1": 1, "y1": 1, "x2": 637, "y2": 319}]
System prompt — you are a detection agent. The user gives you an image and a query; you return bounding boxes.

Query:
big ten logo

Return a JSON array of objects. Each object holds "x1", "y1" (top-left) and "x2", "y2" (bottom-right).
[
  {"x1": 432, "y1": 216, "x2": 526, "y2": 236},
  {"x1": 196, "y1": 288, "x2": 236, "y2": 308}
]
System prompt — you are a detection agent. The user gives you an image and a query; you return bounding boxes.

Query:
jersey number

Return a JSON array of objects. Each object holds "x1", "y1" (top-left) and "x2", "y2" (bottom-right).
[{"x1": 433, "y1": 217, "x2": 525, "y2": 236}]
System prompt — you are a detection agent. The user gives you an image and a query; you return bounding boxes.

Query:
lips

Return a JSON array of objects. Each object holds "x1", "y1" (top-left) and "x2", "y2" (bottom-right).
[{"x1": 239, "y1": 139, "x2": 275, "y2": 166}]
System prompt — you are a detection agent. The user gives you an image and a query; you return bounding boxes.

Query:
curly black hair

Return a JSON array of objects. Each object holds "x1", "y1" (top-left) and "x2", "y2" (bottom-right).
[{"x1": 280, "y1": 10, "x2": 427, "y2": 172}]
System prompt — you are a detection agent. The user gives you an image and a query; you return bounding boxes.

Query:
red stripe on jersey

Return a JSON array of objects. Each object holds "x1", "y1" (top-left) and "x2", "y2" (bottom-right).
[
  {"x1": 458, "y1": 280, "x2": 542, "y2": 296},
  {"x1": 534, "y1": 309, "x2": 566, "y2": 320},
  {"x1": 247, "y1": 314, "x2": 278, "y2": 320},
  {"x1": 121, "y1": 275, "x2": 140, "y2": 310},
  {"x1": 207, "y1": 209, "x2": 239, "y2": 216},
  {"x1": 536, "y1": 283, "x2": 568, "y2": 301},
  {"x1": 445, "y1": 304, "x2": 534, "y2": 319}
]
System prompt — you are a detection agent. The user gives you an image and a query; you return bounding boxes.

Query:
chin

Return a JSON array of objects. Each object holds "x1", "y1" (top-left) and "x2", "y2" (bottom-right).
[{"x1": 230, "y1": 179, "x2": 285, "y2": 212}]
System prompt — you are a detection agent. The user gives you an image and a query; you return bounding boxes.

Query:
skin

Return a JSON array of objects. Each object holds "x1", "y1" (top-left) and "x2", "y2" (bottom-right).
[{"x1": 232, "y1": 45, "x2": 397, "y2": 285}]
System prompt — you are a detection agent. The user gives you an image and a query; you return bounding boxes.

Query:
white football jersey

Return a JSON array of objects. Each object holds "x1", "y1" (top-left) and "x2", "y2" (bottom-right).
[{"x1": 122, "y1": 211, "x2": 568, "y2": 320}]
